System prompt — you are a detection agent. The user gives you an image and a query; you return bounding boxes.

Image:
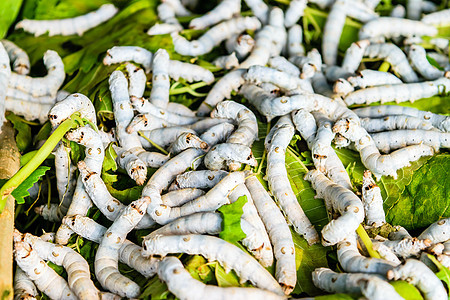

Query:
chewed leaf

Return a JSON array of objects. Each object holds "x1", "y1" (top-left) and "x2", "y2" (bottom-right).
[
  {"x1": 6, "y1": 113, "x2": 32, "y2": 152},
  {"x1": 390, "y1": 281, "x2": 423, "y2": 300},
  {"x1": 10, "y1": 166, "x2": 50, "y2": 204},
  {"x1": 214, "y1": 263, "x2": 243, "y2": 288},
  {"x1": 218, "y1": 195, "x2": 247, "y2": 244},
  {"x1": 103, "y1": 143, "x2": 117, "y2": 172},
  {"x1": 185, "y1": 255, "x2": 214, "y2": 283}
]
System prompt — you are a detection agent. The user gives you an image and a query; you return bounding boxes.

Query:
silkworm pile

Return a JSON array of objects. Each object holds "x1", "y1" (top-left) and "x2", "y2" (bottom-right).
[{"x1": 2, "y1": 0, "x2": 450, "y2": 299}]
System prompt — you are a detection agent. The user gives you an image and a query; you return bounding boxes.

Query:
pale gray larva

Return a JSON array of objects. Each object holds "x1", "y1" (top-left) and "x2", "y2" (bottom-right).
[
  {"x1": 287, "y1": 25, "x2": 305, "y2": 58},
  {"x1": 138, "y1": 127, "x2": 195, "y2": 149},
  {"x1": 204, "y1": 143, "x2": 257, "y2": 171},
  {"x1": 156, "y1": 2, "x2": 182, "y2": 32},
  {"x1": 225, "y1": 34, "x2": 255, "y2": 60},
  {"x1": 150, "y1": 49, "x2": 170, "y2": 109},
  {"x1": 390, "y1": 4, "x2": 406, "y2": 18},
  {"x1": 125, "y1": 63, "x2": 146, "y2": 98},
  {"x1": 243, "y1": 0, "x2": 270, "y2": 24},
  {"x1": 421, "y1": 8, "x2": 450, "y2": 26},
  {"x1": 169, "y1": 170, "x2": 229, "y2": 191},
  {"x1": 346, "y1": 69, "x2": 403, "y2": 90},
  {"x1": 127, "y1": 114, "x2": 175, "y2": 133},
  {"x1": 2, "y1": 40, "x2": 30, "y2": 75},
  {"x1": 322, "y1": 0, "x2": 347, "y2": 66},
  {"x1": 163, "y1": 0, "x2": 192, "y2": 17},
  {"x1": 4, "y1": 98, "x2": 52, "y2": 123},
  {"x1": 147, "y1": 23, "x2": 182, "y2": 36},
  {"x1": 341, "y1": 39, "x2": 370, "y2": 73},
  {"x1": 310, "y1": 111, "x2": 335, "y2": 174},
  {"x1": 284, "y1": 0, "x2": 307, "y2": 28},
  {"x1": 407, "y1": 0, "x2": 422, "y2": 19},
  {"x1": 103, "y1": 46, "x2": 153, "y2": 72},
  {"x1": 169, "y1": 132, "x2": 209, "y2": 154},
  {"x1": 372, "y1": 243, "x2": 402, "y2": 264},
  {"x1": 5, "y1": 88, "x2": 56, "y2": 104},
  {"x1": 161, "y1": 188, "x2": 206, "y2": 207},
  {"x1": 376, "y1": 238, "x2": 431, "y2": 258},
  {"x1": 188, "y1": 0, "x2": 241, "y2": 30},
  {"x1": 408, "y1": 44, "x2": 444, "y2": 80},
  {"x1": 49, "y1": 93, "x2": 96, "y2": 128},
  {"x1": 14, "y1": 266, "x2": 38, "y2": 300},
  {"x1": 15, "y1": 4, "x2": 118, "y2": 37},
  {"x1": 290, "y1": 48, "x2": 322, "y2": 79},
  {"x1": 418, "y1": 218, "x2": 450, "y2": 243},
  {"x1": 362, "y1": 170, "x2": 385, "y2": 227},
  {"x1": 359, "y1": 17, "x2": 438, "y2": 40},
  {"x1": 200, "y1": 122, "x2": 235, "y2": 147},
  {"x1": 268, "y1": 56, "x2": 300, "y2": 77},
  {"x1": 213, "y1": 52, "x2": 239, "y2": 70}
]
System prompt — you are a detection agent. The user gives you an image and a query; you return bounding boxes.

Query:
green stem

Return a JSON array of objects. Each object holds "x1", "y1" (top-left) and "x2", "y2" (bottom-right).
[
  {"x1": 0, "y1": 116, "x2": 78, "y2": 213},
  {"x1": 356, "y1": 224, "x2": 381, "y2": 259},
  {"x1": 138, "y1": 131, "x2": 170, "y2": 155},
  {"x1": 378, "y1": 61, "x2": 391, "y2": 72},
  {"x1": 169, "y1": 81, "x2": 208, "y2": 96}
]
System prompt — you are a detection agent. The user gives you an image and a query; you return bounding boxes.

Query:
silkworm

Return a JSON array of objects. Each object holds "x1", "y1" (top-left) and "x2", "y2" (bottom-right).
[
  {"x1": 103, "y1": 46, "x2": 153, "y2": 72},
  {"x1": 287, "y1": 25, "x2": 305, "y2": 58},
  {"x1": 2, "y1": 39, "x2": 30, "y2": 75},
  {"x1": 390, "y1": 4, "x2": 406, "y2": 18},
  {"x1": 189, "y1": 0, "x2": 241, "y2": 30},
  {"x1": 266, "y1": 116, "x2": 319, "y2": 245},
  {"x1": 333, "y1": 117, "x2": 435, "y2": 178},
  {"x1": 62, "y1": 215, "x2": 159, "y2": 278},
  {"x1": 407, "y1": 0, "x2": 422, "y2": 19},
  {"x1": 409, "y1": 44, "x2": 444, "y2": 80},
  {"x1": 337, "y1": 233, "x2": 397, "y2": 275},
  {"x1": 95, "y1": 197, "x2": 150, "y2": 298},
  {"x1": 310, "y1": 111, "x2": 335, "y2": 174},
  {"x1": 189, "y1": 118, "x2": 235, "y2": 133},
  {"x1": 166, "y1": 102, "x2": 196, "y2": 117},
  {"x1": 157, "y1": 256, "x2": 285, "y2": 300},
  {"x1": 387, "y1": 259, "x2": 447, "y2": 300},
  {"x1": 418, "y1": 218, "x2": 450, "y2": 243},
  {"x1": 172, "y1": 17, "x2": 261, "y2": 56},
  {"x1": 377, "y1": 238, "x2": 432, "y2": 258},
  {"x1": 243, "y1": 0, "x2": 269, "y2": 24},
  {"x1": 322, "y1": 0, "x2": 347, "y2": 66},
  {"x1": 204, "y1": 143, "x2": 257, "y2": 171},
  {"x1": 4, "y1": 98, "x2": 52, "y2": 123},
  {"x1": 15, "y1": 4, "x2": 118, "y2": 36},
  {"x1": 311, "y1": 72, "x2": 334, "y2": 97},
  {"x1": 284, "y1": 0, "x2": 307, "y2": 28},
  {"x1": 200, "y1": 122, "x2": 235, "y2": 147},
  {"x1": 164, "y1": 0, "x2": 192, "y2": 17},
  {"x1": 268, "y1": 56, "x2": 300, "y2": 77},
  {"x1": 157, "y1": 2, "x2": 181, "y2": 28},
  {"x1": 343, "y1": 77, "x2": 450, "y2": 105},
  {"x1": 49, "y1": 93, "x2": 97, "y2": 127},
  {"x1": 212, "y1": 52, "x2": 239, "y2": 70},
  {"x1": 421, "y1": 8, "x2": 450, "y2": 26},
  {"x1": 149, "y1": 49, "x2": 170, "y2": 108},
  {"x1": 14, "y1": 266, "x2": 38, "y2": 300},
  {"x1": 267, "y1": 8, "x2": 287, "y2": 56},
  {"x1": 147, "y1": 23, "x2": 182, "y2": 35},
  {"x1": 389, "y1": 225, "x2": 413, "y2": 240},
  {"x1": 245, "y1": 176, "x2": 296, "y2": 295},
  {"x1": 169, "y1": 170, "x2": 229, "y2": 191},
  {"x1": 359, "y1": 17, "x2": 438, "y2": 40},
  {"x1": 14, "y1": 240, "x2": 76, "y2": 300},
  {"x1": 138, "y1": 127, "x2": 195, "y2": 149},
  {"x1": 371, "y1": 129, "x2": 450, "y2": 153},
  {"x1": 353, "y1": 105, "x2": 450, "y2": 132},
  {"x1": 312, "y1": 268, "x2": 403, "y2": 299},
  {"x1": 437, "y1": 254, "x2": 450, "y2": 268},
  {"x1": 125, "y1": 63, "x2": 146, "y2": 98},
  {"x1": 167, "y1": 60, "x2": 215, "y2": 84},
  {"x1": 362, "y1": 170, "x2": 385, "y2": 227},
  {"x1": 309, "y1": 0, "x2": 334, "y2": 9},
  {"x1": 142, "y1": 234, "x2": 284, "y2": 295},
  {"x1": 238, "y1": 24, "x2": 275, "y2": 68},
  {"x1": 372, "y1": 243, "x2": 402, "y2": 264},
  {"x1": 6, "y1": 87, "x2": 56, "y2": 104},
  {"x1": 161, "y1": 188, "x2": 206, "y2": 206},
  {"x1": 290, "y1": 48, "x2": 322, "y2": 79},
  {"x1": 169, "y1": 132, "x2": 209, "y2": 154},
  {"x1": 345, "y1": 0, "x2": 379, "y2": 23},
  {"x1": 341, "y1": 40, "x2": 371, "y2": 73},
  {"x1": 364, "y1": 43, "x2": 419, "y2": 83},
  {"x1": 347, "y1": 69, "x2": 403, "y2": 90},
  {"x1": 225, "y1": 34, "x2": 255, "y2": 60},
  {"x1": 324, "y1": 66, "x2": 352, "y2": 82},
  {"x1": 127, "y1": 114, "x2": 175, "y2": 133}
]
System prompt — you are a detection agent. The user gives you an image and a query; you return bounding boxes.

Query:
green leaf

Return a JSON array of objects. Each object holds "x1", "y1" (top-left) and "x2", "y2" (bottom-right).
[
  {"x1": 47, "y1": 261, "x2": 65, "y2": 276},
  {"x1": 218, "y1": 195, "x2": 247, "y2": 244},
  {"x1": 35, "y1": 121, "x2": 52, "y2": 142},
  {"x1": 6, "y1": 112, "x2": 32, "y2": 152},
  {"x1": 426, "y1": 254, "x2": 450, "y2": 293},
  {"x1": 214, "y1": 263, "x2": 243, "y2": 287},
  {"x1": 139, "y1": 276, "x2": 172, "y2": 300},
  {"x1": 390, "y1": 281, "x2": 424, "y2": 300},
  {"x1": 10, "y1": 165, "x2": 50, "y2": 204},
  {"x1": 0, "y1": 0, "x2": 23, "y2": 39},
  {"x1": 185, "y1": 255, "x2": 215, "y2": 283},
  {"x1": 102, "y1": 143, "x2": 117, "y2": 172},
  {"x1": 315, "y1": 294, "x2": 356, "y2": 300}
]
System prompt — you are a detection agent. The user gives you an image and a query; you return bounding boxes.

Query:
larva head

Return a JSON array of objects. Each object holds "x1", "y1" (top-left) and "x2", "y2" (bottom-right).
[
  {"x1": 333, "y1": 79, "x2": 354, "y2": 96},
  {"x1": 128, "y1": 160, "x2": 147, "y2": 186},
  {"x1": 43, "y1": 50, "x2": 62, "y2": 70},
  {"x1": 129, "y1": 197, "x2": 151, "y2": 216},
  {"x1": 301, "y1": 63, "x2": 316, "y2": 79},
  {"x1": 13, "y1": 229, "x2": 24, "y2": 243},
  {"x1": 14, "y1": 240, "x2": 32, "y2": 259},
  {"x1": 269, "y1": 7, "x2": 284, "y2": 28},
  {"x1": 333, "y1": 134, "x2": 350, "y2": 148},
  {"x1": 40, "y1": 232, "x2": 55, "y2": 243}
]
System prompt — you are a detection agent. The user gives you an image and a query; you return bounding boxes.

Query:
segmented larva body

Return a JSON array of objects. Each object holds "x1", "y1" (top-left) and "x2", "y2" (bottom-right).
[
  {"x1": 158, "y1": 256, "x2": 285, "y2": 300},
  {"x1": 390, "y1": 4, "x2": 406, "y2": 18},
  {"x1": 312, "y1": 268, "x2": 403, "y2": 299},
  {"x1": 200, "y1": 122, "x2": 235, "y2": 147},
  {"x1": 23, "y1": 233, "x2": 100, "y2": 300},
  {"x1": 353, "y1": 105, "x2": 450, "y2": 132},
  {"x1": 337, "y1": 233, "x2": 397, "y2": 275},
  {"x1": 371, "y1": 129, "x2": 450, "y2": 153},
  {"x1": 322, "y1": 0, "x2": 347, "y2": 66},
  {"x1": 15, "y1": 4, "x2": 118, "y2": 36},
  {"x1": 2, "y1": 40, "x2": 30, "y2": 75},
  {"x1": 168, "y1": 60, "x2": 215, "y2": 84},
  {"x1": 62, "y1": 215, "x2": 159, "y2": 278},
  {"x1": 310, "y1": 111, "x2": 335, "y2": 174},
  {"x1": 336, "y1": 70, "x2": 403, "y2": 96},
  {"x1": 166, "y1": 102, "x2": 196, "y2": 117},
  {"x1": 95, "y1": 197, "x2": 150, "y2": 298},
  {"x1": 157, "y1": 2, "x2": 180, "y2": 26},
  {"x1": 284, "y1": 0, "x2": 307, "y2": 28},
  {"x1": 238, "y1": 24, "x2": 276, "y2": 68},
  {"x1": 333, "y1": 118, "x2": 435, "y2": 178},
  {"x1": 387, "y1": 259, "x2": 448, "y2": 300},
  {"x1": 311, "y1": 72, "x2": 334, "y2": 97},
  {"x1": 142, "y1": 234, "x2": 284, "y2": 295},
  {"x1": 245, "y1": 66, "x2": 313, "y2": 93},
  {"x1": 189, "y1": 118, "x2": 235, "y2": 134},
  {"x1": 103, "y1": 46, "x2": 153, "y2": 72},
  {"x1": 147, "y1": 23, "x2": 182, "y2": 35},
  {"x1": 5, "y1": 87, "x2": 56, "y2": 104},
  {"x1": 267, "y1": 7, "x2": 287, "y2": 56},
  {"x1": 287, "y1": 24, "x2": 305, "y2": 58},
  {"x1": 372, "y1": 243, "x2": 402, "y2": 264},
  {"x1": 164, "y1": 0, "x2": 192, "y2": 17},
  {"x1": 409, "y1": 45, "x2": 444, "y2": 80},
  {"x1": 377, "y1": 238, "x2": 432, "y2": 258},
  {"x1": 407, "y1": 0, "x2": 422, "y2": 19},
  {"x1": 343, "y1": 77, "x2": 450, "y2": 105},
  {"x1": 66, "y1": 126, "x2": 105, "y2": 172},
  {"x1": 266, "y1": 116, "x2": 319, "y2": 245},
  {"x1": 364, "y1": 43, "x2": 419, "y2": 83},
  {"x1": 169, "y1": 170, "x2": 229, "y2": 191},
  {"x1": 162, "y1": 188, "x2": 206, "y2": 206},
  {"x1": 245, "y1": 176, "x2": 296, "y2": 295},
  {"x1": 418, "y1": 218, "x2": 450, "y2": 243},
  {"x1": 138, "y1": 127, "x2": 194, "y2": 149},
  {"x1": 359, "y1": 17, "x2": 438, "y2": 40},
  {"x1": 189, "y1": 0, "x2": 241, "y2": 30},
  {"x1": 169, "y1": 132, "x2": 209, "y2": 154},
  {"x1": 204, "y1": 143, "x2": 257, "y2": 171},
  {"x1": 225, "y1": 34, "x2": 255, "y2": 60},
  {"x1": 14, "y1": 241, "x2": 76, "y2": 300},
  {"x1": 4, "y1": 98, "x2": 52, "y2": 123},
  {"x1": 14, "y1": 266, "x2": 38, "y2": 300},
  {"x1": 49, "y1": 93, "x2": 97, "y2": 127},
  {"x1": 437, "y1": 254, "x2": 450, "y2": 268},
  {"x1": 421, "y1": 8, "x2": 450, "y2": 26},
  {"x1": 243, "y1": 0, "x2": 269, "y2": 23},
  {"x1": 114, "y1": 145, "x2": 165, "y2": 171},
  {"x1": 362, "y1": 170, "x2": 385, "y2": 227},
  {"x1": 389, "y1": 225, "x2": 413, "y2": 240},
  {"x1": 305, "y1": 170, "x2": 364, "y2": 246},
  {"x1": 213, "y1": 52, "x2": 239, "y2": 70},
  {"x1": 125, "y1": 63, "x2": 146, "y2": 98},
  {"x1": 268, "y1": 56, "x2": 300, "y2": 77},
  {"x1": 293, "y1": 48, "x2": 323, "y2": 80},
  {"x1": 172, "y1": 17, "x2": 261, "y2": 56},
  {"x1": 150, "y1": 49, "x2": 170, "y2": 108},
  {"x1": 324, "y1": 65, "x2": 352, "y2": 82},
  {"x1": 127, "y1": 114, "x2": 174, "y2": 133},
  {"x1": 341, "y1": 39, "x2": 370, "y2": 73}
]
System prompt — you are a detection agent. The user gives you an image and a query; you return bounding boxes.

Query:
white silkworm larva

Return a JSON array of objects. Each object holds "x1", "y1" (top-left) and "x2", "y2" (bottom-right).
[
  {"x1": 341, "y1": 39, "x2": 370, "y2": 73},
  {"x1": 284, "y1": 0, "x2": 307, "y2": 28},
  {"x1": 125, "y1": 63, "x2": 146, "y2": 98},
  {"x1": 418, "y1": 218, "x2": 450, "y2": 243},
  {"x1": 127, "y1": 114, "x2": 175, "y2": 133},
  {"x1": 189, "y1": 118, "x2": 234, "y2": 133},
  {"x1": 161, "y1": 188, "x2": 206, "y2": 206},
  {"x1": 390, "y1": 4, "x2": 406, "y2": 18},
  {"x1": 212, "y1": 52, "x2": 239, "y2": 70},
  {"x1": 245, "y1": 176, "x2": 296, "y2": 295},
  {"x1": 197, "y1": 69, "x2": 246, "y2": 116},
  {"x1": 62, "y1": 215, "x2": 159, "y2": 278},
  {"x1": 200, "y1": 122, "x2": 235, "y2": 147},
  {"x1": 172, "y1": 17, "x2": 261, "y2": 56},
  {"x1": 287, "y1": 24, "x2": 305, "y2": 58},
  {"x1": 245, "y1": 65, "x2": 312, "y2": 92},
  {"x1": 345, "y1": 0, "x2": 379, "y2": 22},
  {"x1": 168, "y1": 60, "x2": 215, "y2": 84},
  {"x1": 23, "y1": 233, "x2": 100, "y2": 300},
  {"x1": 204, "y1": 143, "x2": 257, "y2": 171},
  {"x1": 311, "y1": 71, "x2": 333, "y2": 97},
  {"x1": 138, "y1": 127, "x2": 195, "y2": 149},
  {"x1": 305, "y1": 170, "x2": 364, "y2": 246},
  {"x1": 421, "y1": 1, "x2": 437, "y2": 12},
  {"x1": 387, "y1": 259, "x2": 447, "y2": 300},
  {"x1": 310, "y1": 111, "x2": 335, "y2": 174},
  {"x1": 337, "y1": 233, "x2": 397, "y2": 275},
  {"x1": 14, "y1": 241, "x2": 76, "y2": 300},
  {"x1": 266, "y1": 116, "x2": 319, "y2": 245},
  {"x1": 4, "y1": 98, "x2": 52, "y2": 123},
  {"x1": 66, "y1": 126, "x2": 105, "y2": 172},
  {"x1": 268, "y1": 56, "x2": 300, "y2": 77},
  {"x1": 243, "y1": 0, "x2": 269, "y2": 24},
  {"x1": 95, "y1": 197, "x2": 150, "y2": 298},
  {"x1": 322, "y1": 0, "x2": 347, "y2": 66},
  {"x1": 409, "y1": 45, "x2": 444, "y2": 80},
  {"x1": 407, "y1": 0, "x2": 422, "y2": 19},
  {"x1": 362, "y1": 170, "x2": 385, "y2": 227},
  {"x1": 353, "y1": 105, "x2": 450, "y2": 132},
  {"x1": 290, "y1": 48, "x2": 323, "y2": 80},
  {"x1": 103, "y1": 46, "x2": 153, "y2": 72},
  {"x1": 364, "y1": 43, "x2": 419, "y2": 83},
  {"x1": 421, "y1": 8, "x2": 450, "y2": 26},
  {"x1": 312, "y1": 268, "x2": 403, "y2": 299},
  {"x1": 347, "y1": 69, "x2": 403, "y2": 90},
  {"x1": 359, "y1": 17, "x2": 438, "y2": 40},
  {"x1": 114, "y1": 144, "x2": 166, "y2": 171},
  {"x1": 49, "y1": 93, "x2": 97, "y2": 127},
  {"x1": 2, "y1": 40, "x2": 30, "y2": 75},
  {"x1": 324, "y1": 65, "x2": 352, "y2": 82},
  {"x1": 437, "y1": 254, "x2": 450, "y2": 268},
  {"x1": 157, "y1": 2, "x2": 179, "y2": 25},
  {"x1": 5, "y1": 87, "x2": 56, "y2": 104},
  {"x1": 16, "y1": 4, "x2": 118, "y2": 36},
  {"x1": 14, "y1": 266, "x2": 38, "y2": 300},
  {"x1": 8, "y1": 50, "x2": 64, "y2": 98},
  {"x1": 389, "y1": 225, "x2": 413, "y2": 240},
  {"x1": 168, "y1": 170, "x2": 229, "y2": 191},
  {"x1": 371, "y1": 129, "x2": 450, "y2": 153},
  {"x1": 142, "y1": 234, "x2": 284, "y2": 295},
  {"x1": 238, "y1": 25, "x2": 275, "y2": 68},
  {"x1": 343, "y1": 77, "x2": 450, "y2": 105},
  {"x1": 169, "y1": 132, "x2": 209, "y2": 154},
  {"x1": 372, "y1": 243, "x2": 402, "y2": 264},
  {"x1": 225, "y1": 34, "x2": 255, "y2": 60},
  {"x1": 333, "y1": 118, "x2": 435, "y2": 179},
  {"x1": 166, "y1": 102, "x2": 195, "y2": 117},
  {"x1": 147, "y1": 22, "x2": 182, "y2": 35},
  {"x1": 150, "y1": 49, "x2": 170, "y2": 109},
  {"x1": 158, "y1": 256, "x2": 285, "y2": 300},
  {"x1": 164, "y1": 0, "x2": 192, "y2": 16},
  {"x1": 378, "y1": 238, "x2": 431, "y2": 258},
  {"x1": 189, "y1": 0, "x2": 241, "y2": 30},
  {"x1": 267, "y1": 8, "x2": 287, "y2": 56}
]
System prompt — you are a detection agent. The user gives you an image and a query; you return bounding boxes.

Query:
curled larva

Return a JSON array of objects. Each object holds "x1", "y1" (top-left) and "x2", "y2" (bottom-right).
[
  {"x1": 225, "y1": 34, "x2": 255, "y2": 60},
  {"x1": 49, "y1": 93, "x2": 96, "y2": 127},
  {"x1": 15, "y1": 4, "x2": 118, "y2": 37},
  {"x1": 341, "y1": 39, "x2": 370, "y2": 73},
  {"x1": 2, "y1": 39, "x2": 30, "y2": 75},
  {"x1": 418, "y1": 218, "x2": 450, "y2": 243},
  {"x1": 103, "y1": 46, "x2": 153, "y2": 72},
  {"x1": 142, "y1": 234, "x2": 284, "y2": 295},
  {"x1": 289, "y1": 48, "x2": 322, "y2": 79},
  {"x1": 408, "y1": 44, "x2": 444, "y2": 80},
  {"x1": 200, "y1": 122, "x2": 235, "y2": 147},
  {"x1": 169, "y1": 132, "x2": 209, "y2": 154},
  {"x1": 387, "y1": 259, "x2": 447, "y2": 300},
  {"x1": 204, "y1": 143, "x2": 257, "y2": 171},
  {"x1": 212, "y1": 52, "x2": 239, "y2": 70},
  {"x1": 359, "y1": 17, "x2": 438, "y2": 40},
  {"x1": 362, "y1": 170, "x2": 385, "y2": 227},
  {"x1": 168, "y1": 170, "x2": 229, "y2": 191},
  {"x1": 157, "y1": 256, "x2": 285, "y2": 300},
  {"x1": 188, "y1": 0, "x2": 241, "y2": 30},
  {"x1": 421, "y1": 8, "x2": 450, "y2": 26}
]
